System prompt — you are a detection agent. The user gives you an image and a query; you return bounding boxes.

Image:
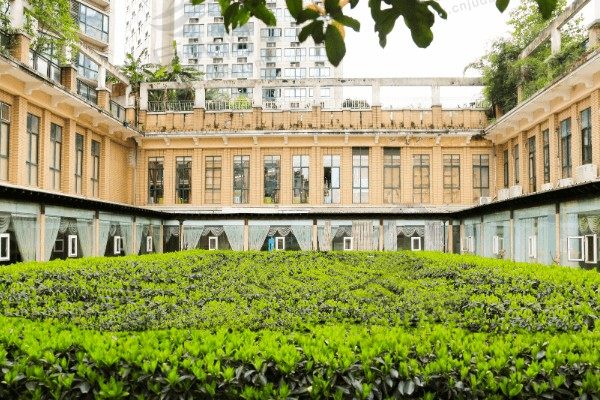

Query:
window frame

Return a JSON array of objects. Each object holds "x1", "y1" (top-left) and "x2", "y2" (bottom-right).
[
  {"x1": 412, "y1": 154, "x2": 430, "y2": 203},
  {"x1": 503, "y1": 149, "x2": 509, "y2": 188},
  {"x1": 67, "y1": 235, "x2": 78, "y2": 258},
  {"x1": 205, "y1": 156, "x2": 222, "y2": 204},
  {"x1": 26, "y1": 113, "x2": 40, "y2": 186},
  {"x1": 383, "y1": 148, "x2": 401, "y2": 204},
  {"x1": 292, "y1": 154, "x2": 310, "y2": 204},
  {"x1": 411, "y1": 236, "x2": 422, "y2": 251},
  {"x1": 113, "y1": 235, "x2": 123, "y2": 255},
  {"x1": 513, "y1": 144, "x2": 520, "y2": 185},
  {"x1": 148, "y1": 157, "x2": 164, "y2": 205},
  {"x1": 443, "y1": 154, "x2": 460, "y2": 204},
  {"x1": 275, "y1": 236, "x2": 285, "y2": 250},
  {"x1": 208, "y1": 236, "x2": 219, "y2": 250},
  {"x1": 528, "y1": 136, "x2": 536, "y2": 192},
  {"x1": 542, "y1": 129, "x2": 550, "y2": 183},
  {"x1": 567, "y1": 236, "x2": 585, "y2": 262},
  {"x1": 352, "y1": 147, "x2": 369, "y2": 204},
  {"x1": 90, "y1": 140, "x2": 100, "y2": 197},
  {"x1": 492, "y1": 235, "x2": 504, "y2": 255},
  {"x1": 146, "y1": 236, "x2": 153, "y2": 253},
  {"x1": 175, "y1": 156, "x2": 192, "y2": 204},
  {"x1": 264, "y1": 155, "x2": 281, "y2": 204},
  {"x1": 472, "y1": 154, "x2": 490, "y2": 202},
  {"x1": 323, "y1": 154, "x2": 341, "y2": 204},
  {"x1": 0, "y1": 102, "x2": 9, "y2": 181},
  {"x1": 343, "y1": 236, "x2": 353, "y2": 251},
  {"x1": 585, "y1": 234, "x2": 597, "y2": 264},
  {"x1": 233, "y1": 155, "x2": 250, "y2": 204},
  {"x1": 528, "y1": 235, "x2": 537, "y2": 259},
  {"x1": 560, "y1": 118, "x2": 572, "y2": 178},
  {"x1": 49, "y1": 123, "x2": 62, "y2": 190},
  {"x1": 581, "y1": 108, "x2": 592, "y2": 165},
  {"x1": 75, "y1": 133, "x2": 84, "y2": 194},
  {"x1": 0, "y1": 233, "x2": 10, "y2": 261}
]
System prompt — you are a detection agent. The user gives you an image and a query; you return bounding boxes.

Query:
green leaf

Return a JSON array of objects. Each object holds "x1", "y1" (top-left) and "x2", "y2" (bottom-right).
[
  {"x1": 297, "y1": 8, "x2": 321, "y2": 24},
  {"x1": 334, "y1": 15, "x2": 361, "y2": 32},
  {"x1": 496, "y1": 0, "x2": 509, "y2": 12},
  {"x1": 535, "y1": 0, "x2": 558, "y2": 19},
  {"x1": 252, "y1": 4, "x2": 277, "y2": 26},
  {"x1": 325, "y1": 23, "x2": 346, "y2": 66},
  {"x1": 325, "y1": 0, "x2": 342, "y2": 15},
  {"x1": 286, "y1": 0, "x2": 303, "y2": 18}
]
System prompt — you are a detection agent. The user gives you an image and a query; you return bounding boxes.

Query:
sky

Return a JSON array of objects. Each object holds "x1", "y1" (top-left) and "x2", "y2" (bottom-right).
[{"x1": 112, "y1": 0, "x2": 593, "y2": 107}]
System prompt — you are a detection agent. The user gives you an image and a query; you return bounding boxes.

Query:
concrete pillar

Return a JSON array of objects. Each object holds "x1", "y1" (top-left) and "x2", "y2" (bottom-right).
[
  {"x1": 252, "y1": 85, "x2": 262, "y2": 108},
  {"x1": 312, "y1": 220, "x2": 318, "y2": 250},
  {"x1": 97, "y1": 66, "x2": 107, "y2": 90},
  {"x1": 94, "y1": 211, "x2": 100, "y2": 256},
  {"x1": 551, "y1": 28, "x2": 561, "y2": 54},
  {"x1": 431, "y1": 86, "x2": 441, "y2": 106},
  {"x1": 9, "y1": 0, "x2": 25, "y2": 29},
  {"x1": 243, "y1": 219, "x2": 249, "y2": 251},
  {"x1": 372, "y1": 83, "x2": 381, "y2": 107},
  {"x1": 194, "y1": 86, "x2": 206, "y2": 108},
  {"x1": 140, "y1": 85, "x2": 148, "y2": 111},
  {"x1": 37, "y1": 210, "x2": 45, "y2": 262}
]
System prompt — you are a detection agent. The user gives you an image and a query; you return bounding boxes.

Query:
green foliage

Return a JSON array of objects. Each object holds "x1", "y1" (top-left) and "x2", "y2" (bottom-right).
[
  {"x1": 191, "y1": 0, "x2": 559, "y2": 67},
  {"x1": 469, "y1": 0, "x2": 587, "y2": 116},
  {"x1": 0, "y1": 251, "x2": 598, "y2": 398}
]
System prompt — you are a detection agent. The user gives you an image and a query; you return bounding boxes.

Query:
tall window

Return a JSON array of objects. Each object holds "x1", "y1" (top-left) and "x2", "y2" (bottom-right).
[
  {"x1": 528, "y1": 136, "x2": 536, "y2": 192},
  {"x1": 233, "y1": 155, "x2": 250, "y2": 204},
  {"x1": 503, "y1": 149, "x2": 509, "y2": 188},
  {"x1": 0, "y1": 102, "x2": 9, "y2": 181},
  {"x1": 49, "y1": 123, "x2": 62, "y2": 190},
  {"x1": 473, "y1": 154, "x2": 490, "y2": 202},
  {"x1": 205, "y1": 156, "x2": 222, "y2": 204},
  {"x1": 352, "y1": 147, "x2": 369, "y2": 204},
  {"x1": 75, "y1": 134, "x2": 84, "y2": 194},
  {"x1": 292, "y1": 155, "x2": 309, "y2": 204},
  {"x1": 412, "y1": 154, "x2": 430, "y2": 203},
  {"x1": 74, "y1": 1, "x2": 109, "y2": 43},
  {"x1": 264, "y1": 155, "x2": 280, "y2": 204},
  {"x1": 323, "y1": 154, "x2": 340, "y2": 204},
  {"x1": 543, "y1": 129, "x2": 550, "y2": 183},
  {"x1": 383, "y1": 148, "x2": 401, "y2": 204},
  {"x1": 581, "y1": 108, "x2": 592, "y2": 165},
  {"x1": 560, "y1": 118, "x2": 572, "y2": 178},
  {"x1": 90, "y1": 140, "x2": 100, "y2": 197},
  {"x1": 443, "y1": 154, "x2": 460, "y2": 203},
  {"x1": 148, "y1": 157, "x2": 164, "y2": 204},
  {"x1": 175, "y1": 156, "x2": 191, "y2": 204},
  {"x1": 26, "y1": 114, "x2": 39, "y2": 186},
  {"x1": 513, "y1": 144, "x2": 520, "y2": 184}
]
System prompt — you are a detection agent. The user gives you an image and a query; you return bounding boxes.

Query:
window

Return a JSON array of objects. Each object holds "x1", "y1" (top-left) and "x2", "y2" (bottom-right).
[
  {"x1": 77, "y1": 79, "x2": 97, "y2": 104},
  {"x1": 67, "y1": 235, "x2": 78, "y2": 258},
  {"x1": 77, "y1": 53, "x2": 99, "y2": 80},
  {"x1": 443, "y1": 154, "x2": 460, "y2": 203},
  {"x1": 411, "y1": 237, "x2": 422, "y2": 251},
  {"x1": 568, "y1": 235, "x2": 598, "y2": 263},
  {"x1": 543, "y1": 129, "x2": 550, "y2": 183},
  {"x1": 343, "y1": 237, "x2": 353, "y2": 251},
  {"x1": 75, "y1": 134, "x2": 84, "y2": 194},
  {"x1": 176, "y1": 157, "x2": 192, "y2": 204},
  {"x1": 148, "y1": 157, "x2": 164, "y2": 204},
  {"x1": 323, "y1": 154, "x2": 340, "y2": 204},
  {"x1": 146, "y1": 236, "x2": 153, "y2": 252},
  {"x1": 233, "y1": 155, "x2": 250, "y2": 204},
  {"x1": 383, "y1": 148, "x2": 401, "y2": 204},
  {"x1": 261, "y1": 28, "x2": 281, "y2": 38},
  {"x1": 473, "y1": 154, "x2": 490, "y2": 202},
  {"x1": 205, "y1": 156, "x2": 222, "y2": 204},
  {"x1": 0, "y1": 233, "x2": 9, "y2": 261},
  {"x1": 462, "y1": 236, "x2": 475, "y2": 253},
  {"x1": 49, "y1": 123, "x2": 62, "y2": 190},
  {"x1": 528, "y1": 235, "x2": 537, "y2": 258},
  {"x1": 208, "y1": 236, "x2": 218, "y2": 250},
  {"x1": 74, "y1": 1, "x2": 110, "y2": 43},
  {"x1": 353, "y1": 148, "x2": 369, "y2": 204},
  {"x1": 113, "y1": 236, "x2": 123, "y2": 255},
  {"x1": 184, "y1": 4, "x2": 205, "y2": 16},
  {"x1": 581, "y1": 108, "x2": 592, "y2": 165},
  {"x1": 412, "y1": 154, "x2": 430, "y2": 203},
  {"x1": 528, "y1": 136, "x2": 536, "y2": 192},
  {"x1": 207, "y1": 23, "x2": 226, "y2": 37},
  {"x1": 292, "y1": 155, "x2": 309, "y2": 204},
  {"x1": 560, "y1": 118, "x2": 572, "y2": 178},
  {"x1": 183, "y1": 24, "x2": 203, "y2": 37},
  {"x1": 91, "y1": 140, "x2": 100, "y2": 197},
  {"x1": 264, "y1": 155, "x2": 280, "y2": 204},
  {"x1": 513, "y1": 144, "x2": 520, "y2": 184},
  {"x1": 26, "y1": 114, "x2": 39, "y2": 186},
  {"x1": 0, "y1": 102, "x2": 9, "y2": 181},
  {"x1": 503, "y1": 149, "x2": 509, "y2": 188},
  {"x1": 275, "y1": 237, "x2": 285, "y2": 250},
  {"x1": 492, "y1": 236, "x2": 504, "y2": 255}
]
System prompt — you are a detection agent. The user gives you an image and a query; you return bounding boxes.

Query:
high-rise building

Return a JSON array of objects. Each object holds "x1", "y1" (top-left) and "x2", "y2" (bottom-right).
[{"x1": 125, "y1": 0, "x2": 343, "y2": 109}]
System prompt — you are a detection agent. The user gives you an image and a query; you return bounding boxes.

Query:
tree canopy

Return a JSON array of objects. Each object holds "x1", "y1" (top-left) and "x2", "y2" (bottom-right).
[{"x1": 191, "y1": 0, "x2": 559, "y2": 66}]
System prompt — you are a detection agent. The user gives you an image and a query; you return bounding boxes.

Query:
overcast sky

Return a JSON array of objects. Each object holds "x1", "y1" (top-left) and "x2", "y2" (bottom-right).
[{"x1": 113, "y1": 0, "x2": 592, "y2": 107}]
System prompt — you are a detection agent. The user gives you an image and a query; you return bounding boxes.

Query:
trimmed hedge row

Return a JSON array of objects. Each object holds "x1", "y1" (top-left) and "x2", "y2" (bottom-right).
[{"x1": 0, "y1": 318, "x2": 599, "y2": 399}]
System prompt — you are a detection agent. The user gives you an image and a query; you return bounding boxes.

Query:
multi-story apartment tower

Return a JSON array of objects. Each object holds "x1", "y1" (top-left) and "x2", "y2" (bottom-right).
[{"x1": 125, "y1": 0, "x2": 343, "y2": 108}]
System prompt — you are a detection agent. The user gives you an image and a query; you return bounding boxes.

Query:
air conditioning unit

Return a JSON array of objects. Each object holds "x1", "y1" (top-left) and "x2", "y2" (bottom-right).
[
  {"x1": 189, "y1": 18, "x2": 200, "y2": 23},
  {"x1": 479, "y1": 196, "x2": 492, "y2": 205},
  {"x1": 541, "y1": 182, "x2": 554, "y2": 191},
  {"x1": 575, "y1": 163, "x2": 598, "y2": 183},
  {"x1": 558, "y1": 178, "x2": 573, "y2": 188},
  {"x1": 188, "y1": 38, "x2": 199, "y2": 43},
  {"x1": 509, "y1": 185, "x2": 522, "y2": 198},
  {"x1": 498, "y1": 188, "x2": 510, "y2": 201}
]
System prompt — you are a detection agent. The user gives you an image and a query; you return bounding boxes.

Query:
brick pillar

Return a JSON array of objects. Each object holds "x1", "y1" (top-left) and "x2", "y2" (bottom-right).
[
  {"x1": 371, "y1": 145, "x2": 383, "y2": 205},
  {"x1": 571, "y1": 103, "x2": 582, "y2": 172},
  {"x1": 9, "y1": 33, "x2": 30, "y2": 64},
  {"x1": 252, "y1": 107, "x2": 262, "y2": 129},
  {"x1": 97, "y1": 89, "x2": 110, "y2": 112},
  {"x1": 280, "y1": 147, "x2": 292, "y2": 205},
  {"x1": 341, "y1": 146, "x2": 352, "y2": 205},
  {"x1": 432, "y1": 105, "x2": 442, "y2": 129},
  {"x1": 535, "y1": 125, "x2": 544, "y2": 192},
  {"x1": 82, "y1": 130, "x2": 91, "y2": 198},
  {"x1": 371, "y1": 106, "x2": 381, "y2": 129},
  {"x1": 39, "y1": 109, "x2": 51, "y2": 190},
  {"x1": 592, "y1": 90, "x2": 600, "y2": 167},
  {"x1": 61, "y1": 67, "x2": 77, "y2": 93},
  {"x1": 100, "y1": 136, "x2": 111, "y2": 200},
  {"x1": 221, "y1": 148, "x2": 232, "y2": 206},
  {"x1": 126, "y1": 107, "x2": 136, "y2": 127},
  {"x1": 309, "y1": 145, "x2": 319, "y2": 204},
  {"x1": 250, "y1": 146, "x2": 261, "y2": 205},
  {"x1": 9, "y1": 95, "x2": 27, "y2": 185},
  {"x1": 312, "y1": 106, "x2": 321, "y2": 129},
  {"x1": 163, "y1": 150, "x2": 175, "y2": 205},
  {"x1": 60, "y1": 119, "x2": 76, "y2": 194},
  {"x1": 431, "y1": 146, "x2": 442, "y2": 205},
  {"x1": 548, "y1": 114, "x2": 559, "y2": 184},
  {"x1": 192, "y1": 148, "x2": 202, "y2": 205}
]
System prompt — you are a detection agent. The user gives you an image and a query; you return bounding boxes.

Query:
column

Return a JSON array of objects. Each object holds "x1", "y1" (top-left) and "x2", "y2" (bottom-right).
[
  {"x1": 39, "y1": 109, "x2": 51, "y2": 190},
  {"x1": 370, "y1": 145, "x2": 383, "y2": 205},
  {"x1": 61, "y1": 119, "x2": 76, "y2": 194},
  {"x1": 9, "y1": 95, "x2": 27, "y2": 185},
  {"x1": 37, "y1": 209, "x2": 45, "y2": 262},
  {"x1": 193, "y1": 86, "x2": 206, "y2": 129},
  {"x1": 9, "y1": 0, "x2": 30, "y2": 64},
  {"x1": 243, "y1": 219, "x2": 249, "y2": 251},
  {"x1": 100, "y1": 136, "x2": 111, "y2": 200},
  {"x1": 551, "y1": 28, "x2": 561, "y2": 54},
  {"x1": 192, "y1": 148, "x2": 202, "y2": 205},
  {"x1": 431, "y1": 86, "x2": 442, "y2": 128}
]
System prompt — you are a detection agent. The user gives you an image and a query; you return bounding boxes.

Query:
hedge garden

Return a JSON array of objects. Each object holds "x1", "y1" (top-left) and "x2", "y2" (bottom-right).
[{"x1": 0, "y1": 251, "x2": 598, "y2": 399}]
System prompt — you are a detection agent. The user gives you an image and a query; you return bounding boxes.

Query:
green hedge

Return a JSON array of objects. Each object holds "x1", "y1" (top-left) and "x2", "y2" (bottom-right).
[{"x1": 0, "y1": 251, "x2": 598, "y2": 399}]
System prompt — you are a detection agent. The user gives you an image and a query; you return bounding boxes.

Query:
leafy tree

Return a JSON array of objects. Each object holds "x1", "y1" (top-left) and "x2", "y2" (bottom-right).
[
  {"x1": 191, "y1": 0, "x2": 559, "y2": 66},
  {"x1": 468, "y1": 0, "x2": 585, "y2": 116}
]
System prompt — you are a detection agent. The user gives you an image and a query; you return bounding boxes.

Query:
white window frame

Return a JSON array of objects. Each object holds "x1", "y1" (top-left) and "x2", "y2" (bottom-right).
[
  {"x1": 67, "y1": 235, "x2": 78, "y2": 258},
  {"x1": 584, "y1": 234, "x2": 597, "y2": 264},
  {"x1": 528, "y1": 235, "x2": 537, "y2": 258},
  {"x1": 114, "y1": 235, "x2": 123, "y2": 255},
  {"x1": 208, "y1": 236, "x2": 218, "y2": 250},
  {"x1": 343, "y1": 236, "x2": 353, "y2": 251},
  {"x1": 492, "y1": 235, "x2": 503, "y2": 255},
  {"x1": 0, "y1": 233, "x2": 10, "y2": 261},
  {"x1": 567, "y1": 236, "x2": 584, "y2": 262},
  {"x1": 411, "y1": 236, "x2": 422, "y2": 251},
  {"x1": 146, "y1": 236, "x2": 153, "y2": 252},
  {"x1": 275, "y1": 236, "x2": 285, "y2": 250}
]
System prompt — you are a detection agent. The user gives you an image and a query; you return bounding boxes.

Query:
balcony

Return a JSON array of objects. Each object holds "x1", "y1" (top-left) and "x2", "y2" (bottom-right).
[
  {"x1": 110, "y1": 100, "x2": 126, "y2": 122},
  {"x1": 148, "y1": 100, "x2": 194, "y2": 113},
  {"x1": 206, "y1": 99, "x2": 253, "y2": 111}
]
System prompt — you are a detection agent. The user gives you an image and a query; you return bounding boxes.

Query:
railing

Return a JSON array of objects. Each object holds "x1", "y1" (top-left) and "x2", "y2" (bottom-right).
[
  {"x1": 77, "y1": 79, "x2": 98, "y2": 105},
  {"x1": 206, "y1": 99, "x2": 253, "y2": 111},
  {"x1": 148, "y1": 101, "x2": 194, "y2": 113},
  {"x1": 110, "y1": 100, "x2": 126, "y2": 122},
  {"x1": 341, "y1": 100, "x2": 371, "y2": 110},
  {"x1": 30, "y1": 51, "x2": 61, "y2": 83}
]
